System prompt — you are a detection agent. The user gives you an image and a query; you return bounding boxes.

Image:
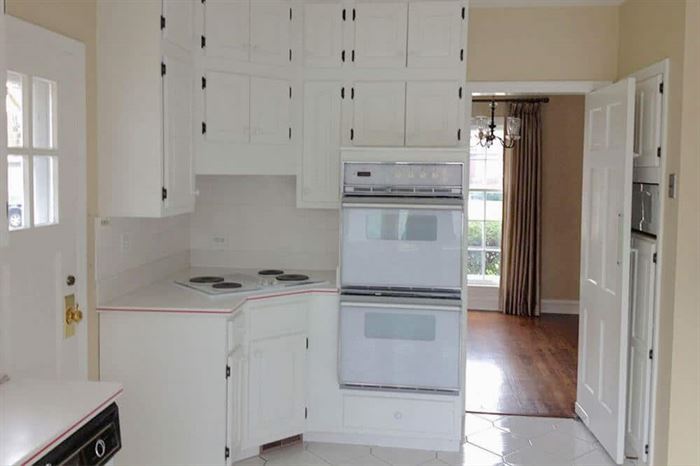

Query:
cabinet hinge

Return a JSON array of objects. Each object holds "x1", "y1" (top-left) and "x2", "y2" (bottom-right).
[
  {"x1": 289, "y1": 49, "x2": 293, "y2": 62},
  {"x1": 459, "y1": 86, "x2": 463, "y2": 99},
  {"x1": 202, "y1": 122, "x2": 207, "y2": 134},
  {"x1": 341, "y1": 87, "x2": 345, "y2": 99},
  {"x1": 161, "y1": 62, "x2": 166, "y2": 76},
  {"x1": 342, "y1": 8, "x2": 346, "y2": 21},
  {"x1": 351, "y1": 50, "x2": 355, "y2": 62},
  {"x1": 305, "y1": 407, "x2": 308, "y2": 419},
  {"x1": 289, "y1": 127, "x2": 292, "y2": 140},
  {"x1": 659, "y1": 82, "x2": 664, "y2": 94},
  {"x1": 645, "y1": 444, "x2": 650, "y2": 455},
  {"x1": 350, "y1": 128, "x2": 354, "y2": 141},
  {"x1": 225, "y1": 446, "x2": 230, "y2": 460},
  {"x1": 460, "y1": 49, "x2": 465, "y2": 62},
  {"x1": 201, "y1": 35, "x2": 206, "y2": 49},
  {"x1": 653, "y1": 252, "x2": 658, "y2": 263},
  {"x1": 202, "y1": 76, "x2": 207, "y2": 90},
  {"x1": 351, "y1": 87, "x2": 355, "y2": 100},
  {"x1": 161, "y1": 187, "x2": 168, "y2": 201},
  {"x1": 649, "y1": 349, "x2": 654, "y2": 360},
  {"x1": 201, "y1": 0, "x2": 206, "y2": 4},
  {"x1": 461, "y1": 6, "x2": 466, "y2": 19},
  {"x1": 657, "y1": 146, "x2": 662, "y2": 158},
  {"x1": 226, "y1": 365, "x2": 231, "y2": 378},
  {"x1": 160, "y1": 15, "x2": 166, "y2": 30},
  {"x1": 457, "y1": 128, "x2": 462, "y2": 141},
  {"x1": 352, "y1": 8, "x2": 356, "y2": 21},
  {"x1": 306, "y1": 337, "x2": 309, "y2": 349},
  {"x1": 289, "y1": 7, "x2": 293, "y2": 20},
  {"x1": 341, "y1": 50, "x2": 345, "y2": 62}
]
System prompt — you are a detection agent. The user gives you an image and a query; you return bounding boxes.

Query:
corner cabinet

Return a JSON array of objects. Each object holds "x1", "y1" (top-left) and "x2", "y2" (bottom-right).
[{"x1": 97, "y1": 0, "x2": 196, "y2": 218}]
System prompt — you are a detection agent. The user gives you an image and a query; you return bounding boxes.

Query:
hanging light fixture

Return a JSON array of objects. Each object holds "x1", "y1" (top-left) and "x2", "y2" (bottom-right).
[{"x1": 475, "y1": 99, "x2": 521, "y2": 149}]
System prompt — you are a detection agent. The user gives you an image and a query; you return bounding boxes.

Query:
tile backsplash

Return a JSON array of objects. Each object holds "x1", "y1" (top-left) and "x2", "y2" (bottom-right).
[{"x1": 190, "y1": 176, "x2": 339, "y2": 271}]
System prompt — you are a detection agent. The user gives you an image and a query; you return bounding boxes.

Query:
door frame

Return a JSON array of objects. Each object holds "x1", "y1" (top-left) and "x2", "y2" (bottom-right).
[{"x1": 466, "y1": 74, "x2": 669, "y2": 466}]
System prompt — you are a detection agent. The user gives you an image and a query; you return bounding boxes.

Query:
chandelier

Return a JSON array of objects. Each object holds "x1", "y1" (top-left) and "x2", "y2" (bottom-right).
[{"x1": 474, "y1": 99, "x2": 522, "y2": 149}]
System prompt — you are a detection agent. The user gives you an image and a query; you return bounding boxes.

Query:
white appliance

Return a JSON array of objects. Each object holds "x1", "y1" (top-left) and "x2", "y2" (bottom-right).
[
  {"x1": 175, "y1": 270, "x2": 325, "y2": 296},
  {"x1": 339, "y1": 162, "x2": 464, "y2": 394}
]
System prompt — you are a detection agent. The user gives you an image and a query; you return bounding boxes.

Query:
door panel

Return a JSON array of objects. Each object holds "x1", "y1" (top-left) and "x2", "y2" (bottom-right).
[
  {"x1": 162, "y1": 0, "x2": 194, "y2": 52},
  {"x1": 250, "y1": 2, "x2": 291, "y2": 66},
  {"x1": 577, "y1": 78, "x2": 635, "y2": 464},
  {"x1": 352, "y1": 81, "x2": 405, "y2": 146},
  {"x1": 205, "y1": 71, "x2": 250, "y2": 143},
  {"x1": 250, "y1": 77, "x2": 291, "y2": 145},
  {"x1": 405, "y1": 81, "x2": 460, "y2": 147},
  {"x1": 407, "y1": 1, "x2": 463, "y2": 68},
  {"x1": 204, "y1": 0, "x2": 250, "y2": 61},
  {"x1": 353, "y1": 3, "x2": 408, "y2": 68},
  {"x1": 303, "y1": 3, "x2": 343, "y2": 68},
  {"x1": 633, "y1": 74, "x2": 662, "y2": 168}
]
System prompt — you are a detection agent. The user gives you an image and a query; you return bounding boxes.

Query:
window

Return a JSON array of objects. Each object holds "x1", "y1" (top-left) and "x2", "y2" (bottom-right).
[
  {"x1": 468, "y1": 117, "x2": 504, "y2": 285},
  {"x1": 6, "y1": 72, "x2": 59, "y2": 231}
]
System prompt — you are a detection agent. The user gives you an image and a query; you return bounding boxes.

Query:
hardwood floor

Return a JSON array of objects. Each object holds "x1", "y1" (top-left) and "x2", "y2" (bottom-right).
[{"x1": 465, "y1": 310, "x2": 579, "y2": 418}]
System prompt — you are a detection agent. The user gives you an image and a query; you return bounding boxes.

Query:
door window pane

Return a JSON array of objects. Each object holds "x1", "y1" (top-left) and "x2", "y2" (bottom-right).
[
  {"x1": 484, "y1": 221, "x2": 501, "y2": 248},
  {"x1": 7, "y1": 155, "x2": 28, "y2": 230},
  {"x1": 6, "y1": 72, "x2": 24, "y2": 148},
  {"x1": 485, "y1": 191, "x2": 503, "y2": 221},
  {"x1": 485, "y1": 251, "x2": 501, "y2": 278},
  {"x1": 468, "y1": 191, "x2": 485, "y2": 220},
  {"x1": 468, "y1": 221, "x2": 483, "y2": 247},
  {"x1": 32, "y1": 77, "x2": 57, "y2": 149},
  {"x1": 467, "y1": 250, "x2": 482, "y2": 277},
  {"x1": 33, "y1": 156, "x2": 58, "y2": 226}
]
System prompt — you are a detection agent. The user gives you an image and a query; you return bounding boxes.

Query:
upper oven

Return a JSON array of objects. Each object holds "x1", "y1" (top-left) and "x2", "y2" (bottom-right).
[{"x1": 340, "y1": 162, "x2": 464, "y2": 297}]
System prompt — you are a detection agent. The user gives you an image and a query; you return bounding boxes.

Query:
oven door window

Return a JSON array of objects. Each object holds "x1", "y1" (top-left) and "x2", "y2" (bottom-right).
[
  {"x1": 366, "y1": 212, "x2": 438, "y2": 242},
  {"x1": 365, "y1": 312, "x2": 436, "y2": 341}
]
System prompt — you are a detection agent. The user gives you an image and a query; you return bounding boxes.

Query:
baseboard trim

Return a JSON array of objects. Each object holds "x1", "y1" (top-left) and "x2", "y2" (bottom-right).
[{"x1": 540, "y1": 299, "x2": 580, "y2": 315}]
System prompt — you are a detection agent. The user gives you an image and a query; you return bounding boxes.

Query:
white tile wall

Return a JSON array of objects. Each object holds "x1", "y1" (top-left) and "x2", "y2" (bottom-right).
[
  {"x1": 95, "y1": 214, "x2": 191, "y2": 303},
  {"x1": 190, "y1": 176, "x2": 339, "y2": 271}
]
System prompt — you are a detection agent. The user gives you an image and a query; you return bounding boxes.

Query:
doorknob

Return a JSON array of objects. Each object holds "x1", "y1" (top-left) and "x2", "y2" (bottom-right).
[
  {"x1": 66, "y1": 303, "x2": 83, "y2": 325},
  {"x1": 64, "y1": 294, "x2": 82, "y2": 338}
]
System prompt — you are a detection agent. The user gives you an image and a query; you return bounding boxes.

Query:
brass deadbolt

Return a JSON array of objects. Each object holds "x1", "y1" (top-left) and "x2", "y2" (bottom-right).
[{"x1": 66, "y1": 304, "x2": 83, "y2": 325}]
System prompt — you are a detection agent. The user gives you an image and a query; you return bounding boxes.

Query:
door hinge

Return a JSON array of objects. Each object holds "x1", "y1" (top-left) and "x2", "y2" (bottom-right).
[
  {"x1": 351, "y1": 87, "x2": 355, "y2": 99},
  {"x1": 352, "y1": 8, "x2": 356, "y2": 21},
  {"x1": 289, "y1": 127, "x2": 292, "y2": 140},
  {"x1": 226, "y1": 365, "x2": 231, "y2": 378},
  {"x1": 341, "y1": 87, "x2": 345, "y2": 99},
  {"x1": 289, "y1": 86, "x2": 292, "y2": 99},
  {"x1": 306, "y1": 337, "x2": 309, "y2": 349},
  {"x1": 161, "y1": 187, "x2": 168, "y2": 201},
  {"x1": 653, "y1": 253, "x2": 658, "y2": 263},
  {"x1": 289, "y1": 7, "x2": 293, "y2": 20},
  {"x1": 657, "y1": 146, "x2": 662, "y2": 157},
  {"x1": 457, "y1": 128, "x2": 462, "y2": 141},
  {"x1": 350, "y1": 128, "x2": 354, "y2": 141},
  {"x1": 305, "y1": 407, "x2": 308, "y2": 419},
  {"x1": 160, "y1": 15, "x2": 166, "y2": 30},
  {"x1": 225, "y1": 446, "x2": 230, "y2": 459},
  {"x1": 289, "y1": 49, "x2": 293, "y2": 62},
  {"x1": 459, "y1": 86, "x2": 463, "y2": 99},
  {"x1": 649, "y1": 349, "x2": 654, "y2": 360},
  {"x1": 201, "y1": 35, "x2": 206, "y2": 49},
  {"x1": 461, "y1": 6, "x2": 466, "y2": 19},
  {"x1": 161, "y1": 62, "x2": 166, "y2": 76},
  {"x1": 659, "y1": 82, "x2": 664, "y2": 94},
  {"x1": 460, "y1": 49, "x2": 465, "y2": 61},
  {"x1": 202, "y1": 122, "x2": 207, "y2": 134},
  {"x1": 342, "y1": 8, "x2": 346, "y2": 21},
  {"x1": 202, "y1": 76, "x2": 207, "y2": 90},
  {"x1": 341, "y1": 50, "x2": 346, "y2": 62},
  {"x1": 645, "y1": 444, "x2": 650, "y2": 455},
  {"x1": 351, "y1": 49, "x2": 355, "y2": 62}
]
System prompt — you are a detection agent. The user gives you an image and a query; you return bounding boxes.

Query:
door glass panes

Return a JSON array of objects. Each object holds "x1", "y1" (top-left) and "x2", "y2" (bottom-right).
[
  {"x1": 6, "y1": 72, "x2": 24, "y2": 148},
  {"x1": 32, "y1": 77, "x2": 57, "y2": 149},
  {"x1": 7, "y1": 155, "x2": 28, "y2": 230},
  {"x1": 33, "y1": 156, "x2": 58, "y2": 226}
]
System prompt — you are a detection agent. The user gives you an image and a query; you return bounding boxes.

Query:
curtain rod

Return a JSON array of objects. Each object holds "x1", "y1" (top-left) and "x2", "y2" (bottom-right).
[{"x1": 472, "y1": 97, "x2": 550, "y2": 103}]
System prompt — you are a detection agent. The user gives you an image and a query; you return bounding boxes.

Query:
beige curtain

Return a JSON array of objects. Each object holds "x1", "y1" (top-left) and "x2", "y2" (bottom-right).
[{"x1": 499, "y1": 102, "x2": 542, "y2": 316}]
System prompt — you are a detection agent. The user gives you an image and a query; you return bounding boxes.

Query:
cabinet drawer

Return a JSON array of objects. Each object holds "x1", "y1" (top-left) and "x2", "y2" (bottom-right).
[
  {"x1": 342, "y1": 394, "x2": 456, "y2": 436},
  {"x1": 247, "y1": 297, "x2": 307, "y2": 340}
]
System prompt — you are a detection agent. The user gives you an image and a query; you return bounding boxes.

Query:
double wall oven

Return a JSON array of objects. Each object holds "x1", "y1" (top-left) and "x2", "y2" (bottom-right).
[{"x1": 339, "y1": 162, "x2": 465, "y2": 394}]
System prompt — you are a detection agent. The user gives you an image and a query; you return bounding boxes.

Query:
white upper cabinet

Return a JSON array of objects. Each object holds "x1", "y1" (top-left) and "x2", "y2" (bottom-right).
[
  {"x1": 303, "y1": 3, "x2": 344, "y2": 68},
  {"x1": 251, "y1": 77, "x2": 292, "y2": 144},
  {"x1": 203, "y1": 0, "x2": 250, "y2": 61},
  {"x1": 162, "y1": 0, "x2": 194, "y2": 52},
  {"x1": 407, "y1": 1, "x2": 464, "y2": 68},
  {"x1": 352, "y1": 3, "x2": 408, "y2": 68},
  {"x1": 633, "y1": 74, "x2": 662, "y2": 168},
  {"x1": 205, "y1": 71, "x2": 250, "y2": 143},
  {"x1": 251, "y1": 1, "x2": 293, "y2": 66},
  {"x1": 301, "y1": 81, "x2": 342, "y2": 207},
  {"x1": 352, "y1": 81, "x2": 406, "y2": 146},
  {"x1": 406, "y1": 81, "x2": 461, "y2": 147}
]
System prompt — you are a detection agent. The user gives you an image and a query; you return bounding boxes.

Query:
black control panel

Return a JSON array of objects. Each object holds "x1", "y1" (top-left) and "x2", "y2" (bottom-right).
[{"x1": 34, "y1": 403, "x2": 121, "y2": 466}]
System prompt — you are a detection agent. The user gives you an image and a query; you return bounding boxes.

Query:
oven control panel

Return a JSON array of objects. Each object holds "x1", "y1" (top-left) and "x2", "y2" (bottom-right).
[{"x1": 343, "y1": 162, "x2": 463, "y2": 197}]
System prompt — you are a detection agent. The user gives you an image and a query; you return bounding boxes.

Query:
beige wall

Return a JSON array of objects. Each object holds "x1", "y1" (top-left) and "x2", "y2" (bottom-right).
[
  {"x1": 468, "y1": 6, "x2": 619, "y2": 81},
  {"x1": 6, "y1": 0, "x2": 99, "y2": 380}
]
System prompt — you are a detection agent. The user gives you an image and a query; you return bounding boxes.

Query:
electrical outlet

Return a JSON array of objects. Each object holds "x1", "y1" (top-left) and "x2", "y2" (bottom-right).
[{"x1": 120, "y1": 233, "x2": 131, "y2": 253}]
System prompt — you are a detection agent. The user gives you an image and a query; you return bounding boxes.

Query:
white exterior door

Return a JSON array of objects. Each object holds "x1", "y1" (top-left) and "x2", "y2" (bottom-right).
[
  {"x1": 205, "y1": 71, "x2": 250, "y2": 143},
  {"x1": 1, "y1": 17, "x2": 87, "y2": 379},
  {"x1": 577, "y1": 78, "x2": 635, "y2": 464},
  {"x1": 353, "y1": 3, "x2": 408, "y2": 68},
  {"x1": 405, "y1": 81, "x2": 460, "y2": 147},
  {"x1": 352, "y1": 81, "x2": 406, "y2": 146},
  {"x1": 250, "y1": 1, "x2": 292, "y2": 66},
  {"x1": 303, "y1": 2, "x2": 343, "y2": 68},
  {"x1": 407, "y1": 1, "x2": 464, "y2": 68},
  {"x1": 250, "y1": 77, "x2": 291, "y2": 145},
  {"x1": 625, "y1": 234, "x2": 656, "y2": 463},
  {"x1": 633, "y1": 74, "x2": 663, "y2": 169},
  {"x1": 204, "y1": 0, "x2": 250, "y2": 61}
]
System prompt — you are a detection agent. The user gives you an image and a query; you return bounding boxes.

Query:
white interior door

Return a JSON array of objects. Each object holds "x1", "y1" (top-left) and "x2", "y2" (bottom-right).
[
  {"x1": 1, "y1": 17, "x2": 87, "y2": 379},
  {"x1": 577, "y1": 78, "x2": 635, "y2": 464}
]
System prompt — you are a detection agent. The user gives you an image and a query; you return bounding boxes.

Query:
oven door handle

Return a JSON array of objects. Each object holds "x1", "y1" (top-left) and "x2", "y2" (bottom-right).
[
  {"x1": 341, "y1": 202, "x2": 463, "y2": 211},
  {"x1": 340, "y1": 301, "x2": 462, "y2": 312}
]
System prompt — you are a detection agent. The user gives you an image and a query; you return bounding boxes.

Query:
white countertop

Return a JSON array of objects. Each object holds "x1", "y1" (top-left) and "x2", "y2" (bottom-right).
[
  {"x1": 0, "y1": 379, "x2": 123, "y2": 466},
  {"x1": 97, "y1": 267, "x2": 339, "y2": 314}
]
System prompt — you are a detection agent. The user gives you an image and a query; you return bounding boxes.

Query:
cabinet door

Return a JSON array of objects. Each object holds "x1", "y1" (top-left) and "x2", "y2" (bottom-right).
[
  {"x1": 303, "y1": 3, "x2": 343, "y2": 68},
  {"x1": 205, "y1": 71, "x2": 250, "y2": 143},
  {"x1": 301, "y1": 82, "x2": 342, "y2": 206},
  {"x1": 250, "y1": 77, "x2": 291, "y2": 145},
  {"x1": 353, "y1": 3, "x2": 408, "y2": 68},
  {"x1": 162, "y1": 0, "x2": 195, "y2": 51},
  {"x1": 406, "y1": 81, "x2": 460, "y2": 147},
  {"x1": 633, "y1": 74, "x2": 662, "y2": 168},
  {"x1": 226, "y1": 347, "x2": 246, "y2": 465},
  {"x1": 163, "y1": 53, "x2": 195, "y2": 216},
  {"x1": 352, "y1": 81, "x2": 405, "y2": 146},
  {"x1": 204, "y1": 0, "x2": 250, "y2": 61},
  {"x1": 250, "y1": 2, "x2": 292, "y2": 65},
  {"x1": 407, "y1": 1, "x2": 464, "y2": 68},
  {"x1": 246, "y1": 334, "x2": 306, "y2": 447}
]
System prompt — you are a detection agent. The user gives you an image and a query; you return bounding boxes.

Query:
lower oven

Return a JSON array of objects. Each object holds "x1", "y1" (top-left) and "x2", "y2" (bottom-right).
[{"x1": 339, "y1": 296, "x2": 461, "y2": 394}]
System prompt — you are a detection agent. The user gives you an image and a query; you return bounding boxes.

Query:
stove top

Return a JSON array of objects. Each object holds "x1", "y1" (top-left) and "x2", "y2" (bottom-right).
[{"x1": 175, "y1": 270, "x2": 325, "y2": 296}]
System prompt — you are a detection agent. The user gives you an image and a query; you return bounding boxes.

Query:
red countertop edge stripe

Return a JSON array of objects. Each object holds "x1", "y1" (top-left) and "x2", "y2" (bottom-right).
[
  {"x1": 20, "y1": 388, "x2": 124, "y2": 466},
  {"x1": 96, "y1": 288, "x2": 340, "y2": 314}
]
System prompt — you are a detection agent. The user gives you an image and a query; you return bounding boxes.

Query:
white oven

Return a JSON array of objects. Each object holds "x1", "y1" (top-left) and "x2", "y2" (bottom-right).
[{"x1": 339, "y1": 297, "x2": 461, "y2": 393}]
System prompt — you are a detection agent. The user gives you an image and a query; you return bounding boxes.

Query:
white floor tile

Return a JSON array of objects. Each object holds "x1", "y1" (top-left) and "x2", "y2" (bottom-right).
[
  {"x1": 503, "y1": 446, "x2": 572, "y2": 466},
  {"x1": 306, "y1": 442, "x2": 371, "y2": 464},
  {"x1": 261, "y1": 444, "x2": 329, "y2": 466},
  {"x1": 233, "y1": 456, "x2": 266, "y2": 466},
  {"x1": 554, "y1": 420, "x2": 599, "y2": 442},
  {"x1": 493, "y1": 416, "x2": 560, "y2": 440},
  {"x1": 473, "y1": 413, "x2": 504, "y2": 423},
  {"x1": 530, "y1": 430, "x2": 598, "y2": 460},
  {"x1": 371, "y1": 446, "x2": 437, "y2": 466},
  {"x1": 334, "y1": 453, "x2": 392, "y2": 466},
  {"x1": 438, "y1": 443, "x2": 504, "y2": 466},
  {"x1": 467, "y1": 427, "x2": 532, "y2": 457},
  {"x1": 572, "y1": 447, "x2": 617, "y2": 466},
  {"x1": 466, "y1": 413, "x2": 496, "y2": 436}
]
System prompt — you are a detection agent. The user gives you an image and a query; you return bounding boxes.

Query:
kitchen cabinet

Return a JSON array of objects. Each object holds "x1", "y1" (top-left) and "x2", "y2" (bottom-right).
[
  {"x1": 205, "y1": 71, "x2": 250, "y2": 143},
  {"x1": 351, "y1": 81, "x2": 406, "y2": 146},
  {"x1": 203, "y1": 0, "x2": 250, "y2": 61},
  {"x1": 250, "y1": 77, "x2": 292, "y2": 144},
  {"x1": 406, "y1": 81, "x2": 462, "y2": 147},
  {"x1": 407, "y1": 1, "x2": 465, "y2": 68},
  {"x1": 162, "y1": 0, "x2": 195, "y2": 52},
  {"x1": 352, "y1": 3, "x2": 408, "y2": 68},
  {"x1": 251, "y1": 1, "x2": 293, "y2": 66},
  {"x1": 300, "y1": 81, "x2": 343, "y2": 208},
  {"x1": 633, "y1": 74, "x2": 663, "y2": 169},
  {"x1": 303, "y1": 2, "x2": 344, "y2": 68},
  {"x1": 97, "y1": 0, "x2": 196, "y2": 217}
]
